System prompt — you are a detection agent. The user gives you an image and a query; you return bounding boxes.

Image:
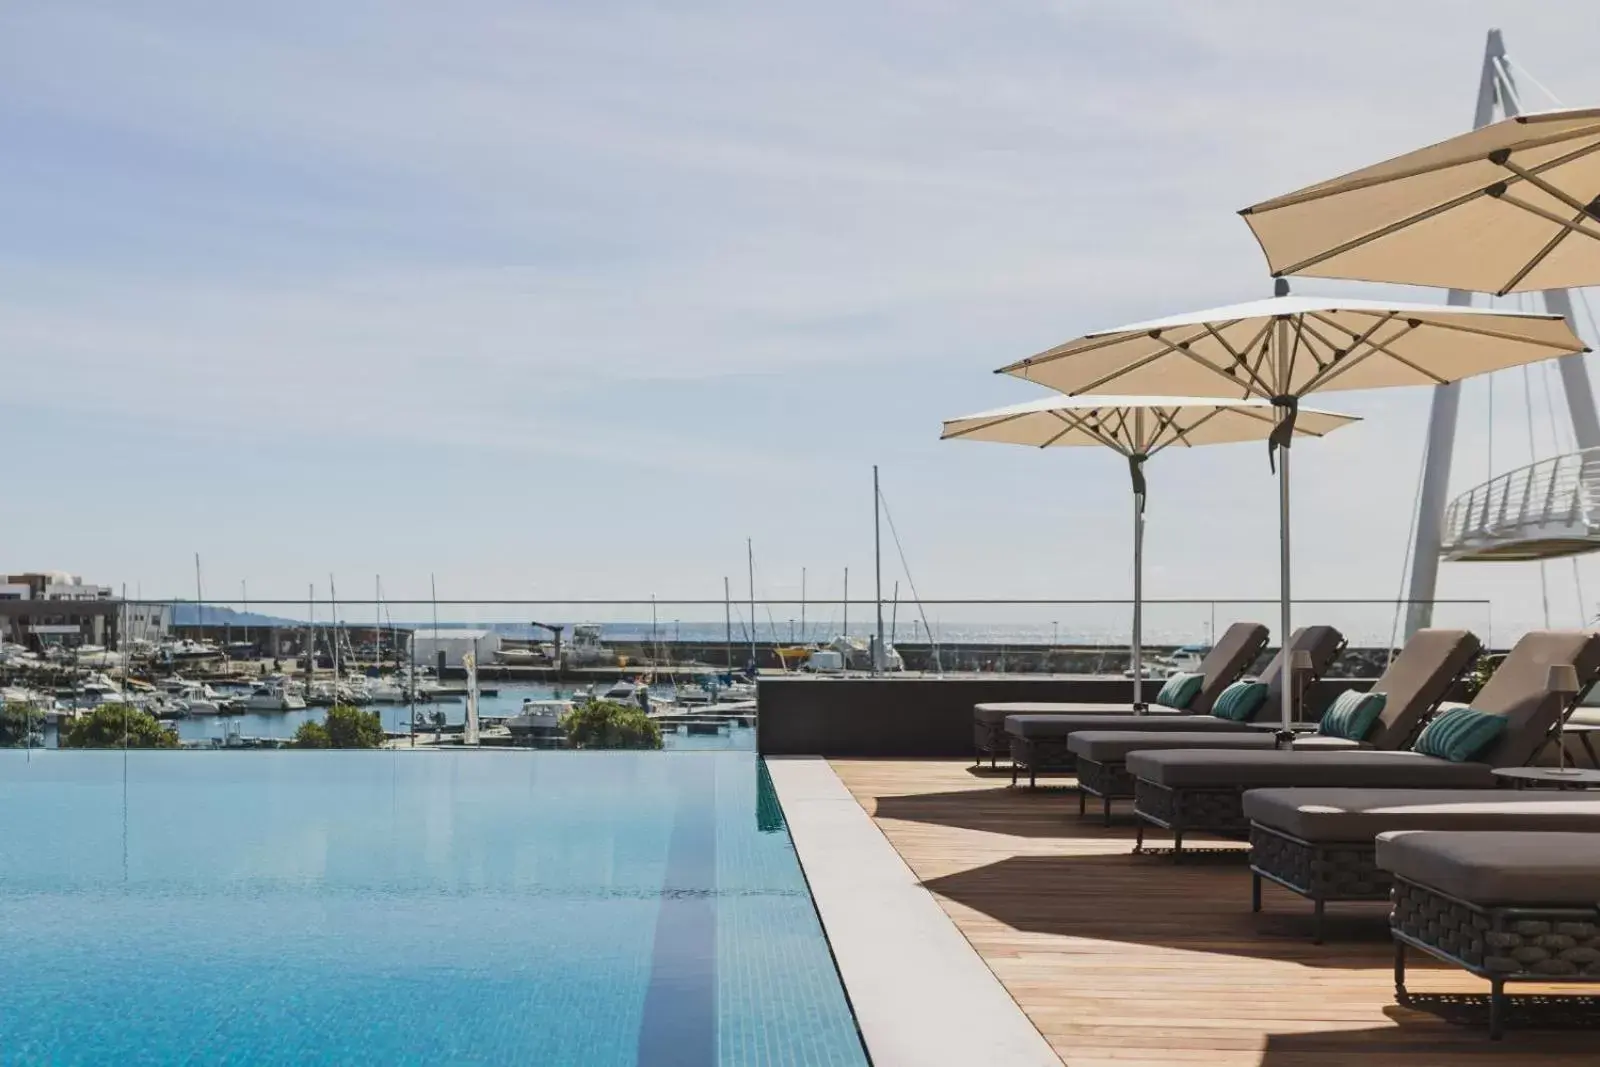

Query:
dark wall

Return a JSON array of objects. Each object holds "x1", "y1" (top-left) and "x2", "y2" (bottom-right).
[{"x1": 756, "y1": 676, "x2": 1372, "y2": 758}]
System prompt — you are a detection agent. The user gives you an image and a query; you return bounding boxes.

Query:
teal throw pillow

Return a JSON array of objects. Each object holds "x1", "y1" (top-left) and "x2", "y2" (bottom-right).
[
  {"x1": 1410, "y1": 706, "x2": 1506, "y2": 763},
  {"x1": 1210, "y1": 680, "x2": 1269, "y2": 722},
  {"x1": 1318, "y1": 689, "x2": 1387, "y2": 741},
  {"x1": 1155, "y1": 671, "x2": 1203, "y2": 710}
]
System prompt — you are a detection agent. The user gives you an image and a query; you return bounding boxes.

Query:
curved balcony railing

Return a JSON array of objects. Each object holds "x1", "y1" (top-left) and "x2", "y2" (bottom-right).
[{"x1": 1441, "y1": 447, "x2": 1600, "y2": 561}]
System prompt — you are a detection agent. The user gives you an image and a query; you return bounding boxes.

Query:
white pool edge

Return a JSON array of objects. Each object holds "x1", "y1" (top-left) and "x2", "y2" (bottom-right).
[{"x1": 765, "y1": 756, "x2": 1062, "y2": 1067}]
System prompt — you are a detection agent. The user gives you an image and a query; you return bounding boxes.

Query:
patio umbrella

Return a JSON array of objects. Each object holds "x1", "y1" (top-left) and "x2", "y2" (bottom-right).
[
  {"x1": 940, "y1": 395, "x2": 1359, "y2": 710},
  {"x1": 1239, "y1": 107, "x2": 1600, "y2": 294},
  {"x1": 996, "y1": 295, "x2": 1586, "y2": 732}
]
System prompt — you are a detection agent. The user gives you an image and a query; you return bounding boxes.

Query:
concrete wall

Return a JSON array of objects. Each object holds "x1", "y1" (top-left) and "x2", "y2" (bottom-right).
[{"x1": 756, "y1": 676, "x2": 1371, "y2": 758}]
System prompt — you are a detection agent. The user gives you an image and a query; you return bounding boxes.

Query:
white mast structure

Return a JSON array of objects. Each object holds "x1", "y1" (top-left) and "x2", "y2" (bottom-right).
[{"x1": 1404, "y1": 29, "x2": 1600, "y2": 637}]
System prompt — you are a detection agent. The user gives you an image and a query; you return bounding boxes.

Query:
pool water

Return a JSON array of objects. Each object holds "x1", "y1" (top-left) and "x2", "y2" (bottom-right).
[{"x1": 0, "y1": 751, "x2": 867, "y2": 1066}]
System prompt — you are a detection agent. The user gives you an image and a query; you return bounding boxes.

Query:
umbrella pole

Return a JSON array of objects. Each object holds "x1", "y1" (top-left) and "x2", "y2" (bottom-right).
[
  {"x1": 1133, "y1": 480, "x2": 1145, "y2": 710},
  {"x1": 1129, "y1": 453, "x2": 1147, "y2": 712},
  {"x1": 1277, "y1": 442, "x2": 1293, "y2": 737}
]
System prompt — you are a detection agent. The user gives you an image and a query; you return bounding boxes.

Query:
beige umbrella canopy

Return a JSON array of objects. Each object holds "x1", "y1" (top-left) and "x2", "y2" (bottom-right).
[
  {"x1": 941, "y1": 395, "x2": 1360, "y2": 708},
  {"x1": 996, "y1": 296, "x2": 1585, "y2": 731},
  {"x1": 1239, "y1": 107, "x2": 1600, "y2": 294}
]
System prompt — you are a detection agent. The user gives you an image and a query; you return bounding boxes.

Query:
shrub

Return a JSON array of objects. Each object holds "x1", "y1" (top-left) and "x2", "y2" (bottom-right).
[
  {"x1": 61, "y1": 704, "x2": 178, "y2": 749},
  {"x1": 323, "y1": 704, "x2": 386, "y2": 749},
  {"x1": 1, "y1": 703, "x2": 44, "y2": 748},
  {"x1": 561, "y1": 699, "x2": 662, "y2": 750},
  {"x1": 291, "y1": 720, "x2": 331, "y2": 748}
]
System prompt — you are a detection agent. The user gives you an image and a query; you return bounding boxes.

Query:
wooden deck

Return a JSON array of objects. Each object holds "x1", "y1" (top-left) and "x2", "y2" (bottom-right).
[{"x1": 828, "y1": 760, "x2": 1596, "y2": 1067}]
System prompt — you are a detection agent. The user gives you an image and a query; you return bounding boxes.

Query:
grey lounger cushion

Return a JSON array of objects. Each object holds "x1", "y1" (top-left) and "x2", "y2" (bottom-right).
[
  {"x1": 1470, "y1": 629, "x2": 1600, "y2": 767},
  {"x1": 1375, "y1": 830, "x2": 1600, "y2": 906},
  {"x1": 974, "y1": 621, "x2": 1270, "y2": 723},
  {"x1": 1126, "y1": 749, "x2": 1497, "y2": 789},
  {"x1": 1245, "y1": 787, "x2": 1600, "y2": 842},
  {"x1": 1069, "y1": 730, "x2": 1280, "y2": 761},
  {"x1": 1355, "y1": 629, "x2": 1481, "y2": 749},
  {"x1": 1007, "y1": 713, "x2": 1253, "y2": 740},
  {"x1": 975, "y1": 702, "x2": 1183, "y2": 727}
]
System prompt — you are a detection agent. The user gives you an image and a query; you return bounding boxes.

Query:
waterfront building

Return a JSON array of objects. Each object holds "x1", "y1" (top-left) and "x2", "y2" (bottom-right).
[{"x1": 0, "y1": 571, "x2": 125, "y2": 651}]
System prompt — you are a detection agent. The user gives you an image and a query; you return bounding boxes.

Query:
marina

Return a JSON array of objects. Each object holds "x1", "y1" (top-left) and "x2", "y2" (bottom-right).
[{"x1": 10, "y1": 9, "x2": 1600, "y2": 1066}]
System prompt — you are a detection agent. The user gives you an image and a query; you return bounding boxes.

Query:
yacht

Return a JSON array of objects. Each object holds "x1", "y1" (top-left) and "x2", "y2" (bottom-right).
[
  {"x1": 168, "y1": 682, "x2": 225, "y2": 716},
  {"x1": 240, "y1": 683, "x2": 307, "y2": 712}
]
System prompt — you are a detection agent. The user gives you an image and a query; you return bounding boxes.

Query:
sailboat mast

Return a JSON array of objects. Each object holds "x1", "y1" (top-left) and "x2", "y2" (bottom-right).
[
  {"x1": 375, "y1": 575, "x2": 382, "y2": 670},
  {"x1": 800, "y1": 566, "x2": 807, "y2": 645},
  {"x1": 747, "y1": 539, "x2": 757, "y2": 669},
  {"x1": 306, "y1": 583, "x2": 315, "y2": 684},
  {"x1": 724, "y1": 577, "x2": 732, "y2": 669},
  {"x1": 193, "y1": 552, "x2": 204, "y2": 646},
  {"x1": 842, "y1": 567, "x2": 848, "y2": 647},
  {"x1": 873, "y1": 465, "x2": 884, "y2": 676},
  {"x1": 241, "y1": 580, "x2": 249, "y2": 659},
  {"x1": 430, "y1": 573, "x2": 439, "y2": 678},
  {"x1": 329, "y1": 573, "x2": 340, "y2": 684}
]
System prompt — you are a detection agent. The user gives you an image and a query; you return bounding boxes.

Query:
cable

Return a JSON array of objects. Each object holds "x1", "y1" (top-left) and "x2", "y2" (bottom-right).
[
  {"x1": 876, "y1": 486, "x2": 941, "y2": 674},
  {"x1": 1386, "y1": 430, "x2": 1430, "y2": 665},
  {"x1": 1504, "y1": 55, "x2": 1564, "y2": 109}
]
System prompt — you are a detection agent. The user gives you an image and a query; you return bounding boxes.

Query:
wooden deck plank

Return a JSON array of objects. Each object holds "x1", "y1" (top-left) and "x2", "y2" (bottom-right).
[{"x1": 828, "y1": 759, "x2": 1597, "y2": 1066}]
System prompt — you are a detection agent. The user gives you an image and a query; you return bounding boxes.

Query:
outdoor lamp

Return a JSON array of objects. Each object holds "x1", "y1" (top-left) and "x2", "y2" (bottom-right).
[{"x1": 1547, "y1": 663, "x2": 1581, "y2": 773}]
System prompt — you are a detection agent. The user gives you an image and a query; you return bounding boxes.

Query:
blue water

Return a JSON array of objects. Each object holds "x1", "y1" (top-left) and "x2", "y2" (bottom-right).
[{"x1": 0, "y1": 751, "x2": 867, "y2": 1066}]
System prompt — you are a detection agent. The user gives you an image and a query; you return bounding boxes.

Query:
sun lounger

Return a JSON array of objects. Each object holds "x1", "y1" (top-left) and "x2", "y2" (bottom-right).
[
  {"x1": 1381, "y1": 830, "x2": 1600, "y2": 1039},
  {"x1": 1004, "y1": 626, "x2": 1344, "y2": 788},
  {"x1": 1126, "y1": 630, "x2": 1600, "y2": 858},
  {"x1": 1068, "y1": 629, "x2": 1480, "y2": 825},
  {"x1": 1246, "y1": 787, "x2": 1600, "y2": 942},
  {"x1": 970, "y1": 621, "x2": 1269, "y2": 765}
]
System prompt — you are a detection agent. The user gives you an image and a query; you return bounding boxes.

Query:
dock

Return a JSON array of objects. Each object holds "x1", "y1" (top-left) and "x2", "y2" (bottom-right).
[{"x1": 826, "y1": 759, "x2": 1593, "y2": 1066}]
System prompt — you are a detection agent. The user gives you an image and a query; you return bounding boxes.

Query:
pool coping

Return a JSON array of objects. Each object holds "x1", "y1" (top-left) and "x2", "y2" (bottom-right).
[{"x1": 765, "y1": 756, "x2": 1061, "y2": 1067}]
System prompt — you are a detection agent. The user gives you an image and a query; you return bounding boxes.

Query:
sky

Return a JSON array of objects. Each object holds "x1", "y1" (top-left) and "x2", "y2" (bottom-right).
[{"x1": 4, "y1": 2, "x2": 1600, "y2": 642}]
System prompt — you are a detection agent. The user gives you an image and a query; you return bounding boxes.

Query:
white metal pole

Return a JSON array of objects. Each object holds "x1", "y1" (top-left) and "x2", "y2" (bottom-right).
[
  {"x1": 1278, "y1": 443, "x2": 1293, "y2": 733},
  {"x1": 874, "y1": 466, "x2": 885, "y2": 676},
  {"x1": 747, "y1": 539, "x2": 757, "y2": 669},
  {"x1": 1405, "y1": 29, "x2": 1507, "y2": 638},
  {"x1": 1132, "y1": 474, "x2": 1145, "y2": 709}
]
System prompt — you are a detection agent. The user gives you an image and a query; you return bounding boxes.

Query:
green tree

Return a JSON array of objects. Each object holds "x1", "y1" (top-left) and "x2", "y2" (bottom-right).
[
  {"x1": 323, "y1": 704, "x2": 386, "y2": 749},
  {"x1": 291, "y1": 720, "x2": 331, "y2": 748},
  {"x1": 561, "y1": 699, "x2": 662, "y2": 750},
  {"x1": 1, "y1": 703, "x2": 44, "y2": 748},
  {"x1": 61, "y1": 704, "x2": 179, "y2": 749}
]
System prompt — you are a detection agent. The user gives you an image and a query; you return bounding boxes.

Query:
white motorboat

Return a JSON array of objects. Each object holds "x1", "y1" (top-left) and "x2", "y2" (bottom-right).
[{"x1": 240, "y1": 683, "x2": 307, "y2": 711}]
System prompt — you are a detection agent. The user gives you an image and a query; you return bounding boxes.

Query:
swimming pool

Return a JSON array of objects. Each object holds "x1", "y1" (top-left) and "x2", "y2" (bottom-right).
[{"x1": 0, "y1": 751, "x2": 868, "y2": 1066}]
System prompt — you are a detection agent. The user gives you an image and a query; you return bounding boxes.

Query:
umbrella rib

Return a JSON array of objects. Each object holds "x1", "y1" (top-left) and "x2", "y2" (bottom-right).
[
  {"x1": 940, "y1": 409, "x2": 1034, "y2": 441},
  {"x1": 1108, "y1": 407, "x2": 1134, "y2": 450},
  {"x1": 1273, "y1": 182, "x2": 1500, "y2": 277},
  {"x1": 1399, "y1": 313, "x2": 1588, "y2": 352},
  {"x1": 1298, "y1": 312, "x2": 1403, "y2": 391},
  {"x1": 1200, "y1": 320, "x2": 1275, "y2": 397},
  {"x1": 1047, "y1": 409, "x2": 1127, "y2": 455},
  {"x1": 1498, "y1": 151, "x2": 1600, "y2": 219},
  {"x1": 1270, "y1": 135, "x2": 1600, "y2": 279},
  {"x1": 1243, "y1": 121, "x2": 1600, "y2": 214},
  {"x1": 1498, "y1": 203, "x2": 1592, "y2": 294},
  {"x1": 1493, "y1": 190, "x2": 1600, "y2": 246},
  {"x1": 998, "y1": 328, "x2": 1148, "y2": 374},
  {"x1": 1156, "y1": 406, "x2": 1225, "y2": 454}
]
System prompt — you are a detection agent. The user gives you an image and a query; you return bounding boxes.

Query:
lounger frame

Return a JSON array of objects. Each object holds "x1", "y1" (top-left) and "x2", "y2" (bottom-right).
[
  {"x1": 1248, "y1": 822, "x2": 1388, "y2": 943},
  {"x1": 1074, "y1": 756, "x2": 1134, "y2": 825},
  {"x1": 1131, "y1": 779, "x2": 1250, "y2": 857},
  {"x1": 1391, "y1": 875, "x2": 1600, "y2": 1040},
  {"x1": 1008, "y1": 733, "x2": 1077, "y2": 787}
]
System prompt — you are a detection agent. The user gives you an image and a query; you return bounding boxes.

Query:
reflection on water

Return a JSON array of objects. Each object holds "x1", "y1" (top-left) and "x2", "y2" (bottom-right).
[{"x1": 41, "y1": 683, "x2": 755, "y2": 752}]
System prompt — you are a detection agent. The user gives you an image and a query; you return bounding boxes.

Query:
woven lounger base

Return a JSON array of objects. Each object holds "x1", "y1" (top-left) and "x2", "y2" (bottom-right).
[
  {"x1": 1248, "y1": 823, "x2": 1388, "y2": 943},
  {"x1": 1392, "y1": 876, "x2": 1600, "y2": 1039},
  {"x1": 1132, "y1": 780, "x2": 1249, "y2": 859},
  {"x1": 1075, "y1": 757, "x2": 1135, "y2": 826},
  {"x1": 1009, "y1": 735, "x2": 1076, "y2": 788}
]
